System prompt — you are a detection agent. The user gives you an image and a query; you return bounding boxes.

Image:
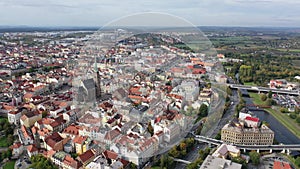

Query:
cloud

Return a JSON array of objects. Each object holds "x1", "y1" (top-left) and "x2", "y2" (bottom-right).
[{"x1": 0, "y1": 0, "x2": 300, "y2": 27}]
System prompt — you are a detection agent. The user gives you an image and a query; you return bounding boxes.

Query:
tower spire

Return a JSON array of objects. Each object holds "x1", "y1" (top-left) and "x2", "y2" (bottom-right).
[{"x1": 94, "y1": 55, "x2": 98, "y2": 72}]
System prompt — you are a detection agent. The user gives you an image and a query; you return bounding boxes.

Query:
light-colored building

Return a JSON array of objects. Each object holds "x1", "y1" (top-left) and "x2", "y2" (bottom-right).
[
  {"x1": 27, "y1": 145, "x2": 38, "y2": 157},
  {"x1": 20, "y1": 111, "x2": 42, "y2": 128},
  {"x1": 221, "y1": 121, "x2": 274, "y2": 145},
  {"x1": 212, "y1": 144, "x2": 240, "y2": 159},
  {"x1": 10, "y1": 142, "x2": 24, "y2": 157},
  {"x1": 8, "y1": 111, "x2": 21, "y2": 125},
  {"x1": 200, "y1": 155, "x2": 242, "y2": 169}
]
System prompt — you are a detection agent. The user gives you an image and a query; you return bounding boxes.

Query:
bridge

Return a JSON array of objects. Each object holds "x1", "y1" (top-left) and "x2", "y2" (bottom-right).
[
  {"x1": 194, "y1": 135, "x2": 300, "y2": 154},
  {"x1": 229, "y1": 84, "x2": 300, "y2": 96},
  {"x1": 246, "y1": 104, "x2": 271, "y2": 108}
]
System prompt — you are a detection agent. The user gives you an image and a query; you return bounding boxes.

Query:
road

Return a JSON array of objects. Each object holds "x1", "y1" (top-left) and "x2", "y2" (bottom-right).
[
  {"x1": 174, "y1": 81, "x2": 240, "y2": 168},
  {"x1": 212, "y1": 88, "x2": 239, "y2": 136}
]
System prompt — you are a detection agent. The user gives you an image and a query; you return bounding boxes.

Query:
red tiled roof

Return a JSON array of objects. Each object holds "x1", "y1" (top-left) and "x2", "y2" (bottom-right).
[
  {"x1": 73, "y1": 135, "x2": 87, "y2": 145},
  {"x1": 78, "y1": 149, "x2": 95, "y2": 163},
  {"x1": 63, "y1": 124, "x2": 81, "y2": 135},
  {"x1": 245, "y1": 116, "x2": 259, "y2": 122},
  {"x1": 45, "y1": 132, "x2": 64, "y2": 148},
  {"x1": 27, "y1": 145, "x2": 38, "y2": 152},
  {"x1": 11, "y1": 142, "x2": 22, "y2": 149},
  {"x1": 103, "y1": 150, "x2": 118, "y2": 160}
]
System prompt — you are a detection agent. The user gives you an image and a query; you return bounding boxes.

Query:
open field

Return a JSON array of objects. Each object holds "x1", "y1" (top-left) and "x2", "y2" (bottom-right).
[
  {"x1": 243, "y1": 82, "x2": 257, "y2": 86},
  {"x1": 248, "y1": 92, "x2": 267, "y2": 105}
]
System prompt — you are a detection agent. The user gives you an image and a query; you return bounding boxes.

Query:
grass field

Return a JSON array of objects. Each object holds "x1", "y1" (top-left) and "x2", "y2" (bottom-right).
[
  {"x1": 244, "y1": 82, "x2": 257, "y2": 86},
  {"x1": 248, "y1": 92, "x2": 266, "y2": 105},
  {"x1": 3, "y1": 161, "x2": 15, "y2": 169}
]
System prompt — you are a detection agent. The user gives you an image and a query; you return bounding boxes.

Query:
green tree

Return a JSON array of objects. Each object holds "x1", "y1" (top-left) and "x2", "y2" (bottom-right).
[
  {"x1": 215, "y1": 131, "x2": 221, "y2": 140},
  {"x1": 147, "y1": 122, "x2": 154, "y2": 136},
  {"x1": 296, "y1": 116, "x2": 300, "y2": 124},
  {"x1": 295, "y1": 157, "x2": 300, "y2": 167},
  {"x1": 249, "y1": 151, "x2": 260, "y2": 165},
  {"x1": 187, "y1": 162, "x2": 199, "y2": 169},
  {"x1": 266, "y1": 98, "x2": 273, "y2": 106},
  {"x1": 179, "y1": 142, "x2": 186, "y2": 151},
  {"x1": 128, "y1": 162, "x2": 137, "y2": 169},
  {"x1": 185, "y1": 138, "x2": 195, "y2": 151},
  {"x1": 289, "y1": 113, "x2": 297, "y2": 119},
  {"x1": 160, "y1": 154, "x2": 174, "y2": 169},
  {"x1": 169, "y1": 146, "x2": 180, "y2": 158},
  {"x1": 7, "y1": 134, "x2": 14, "y2": 145},
  {"x1": 280, "y1": 108, "x2": 288, "y2": 113},
  {"x1": 226, "y1": 87, "x2": 232, "y2": 96},
  {"x1": 30, "y1": 155, "x2": 58, "y2": 169},
  {"x1": 199, "y1": 104, "x2": 208, "y2": 118},
  {"x1": 231, "y1": 156, "x2": 247, "y2": 169},
  {"x1": 268, "y1": 91, "x2": 272, "y2": 98},
  {"x1": 42, "y1": 111, "x2": 48, "y2": 118},
  {"x1": 260, "y1": 94, "x2": 267, "y2": 102}
]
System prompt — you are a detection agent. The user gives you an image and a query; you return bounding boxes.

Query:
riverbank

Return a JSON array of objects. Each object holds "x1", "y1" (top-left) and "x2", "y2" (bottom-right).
[
  {"x1": 248, "y1": 92, "x2": 300, "y2": 139},
  {"x1": 265, "y1": 108, "x2": 300, "y2": 139}
]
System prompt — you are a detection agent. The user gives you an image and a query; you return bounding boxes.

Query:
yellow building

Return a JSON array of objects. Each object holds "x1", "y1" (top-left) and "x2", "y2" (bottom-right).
[
  {"x1": 73, "y1": 135, "x2": 88, "y2": 155},
  {"x1": 221, "y1": 121, "x2": 274, "y2": 145}
]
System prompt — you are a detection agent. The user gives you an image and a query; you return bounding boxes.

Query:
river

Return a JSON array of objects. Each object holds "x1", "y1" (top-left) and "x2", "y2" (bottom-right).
[{"x1": 241, "y1": 89, "x2": 300, "y2": 144}]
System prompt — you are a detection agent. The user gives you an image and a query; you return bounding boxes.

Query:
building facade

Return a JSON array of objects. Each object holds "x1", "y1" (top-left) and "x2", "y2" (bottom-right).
[{"x1": 221, "y1": 122, "x2": 274, "y2": 145}]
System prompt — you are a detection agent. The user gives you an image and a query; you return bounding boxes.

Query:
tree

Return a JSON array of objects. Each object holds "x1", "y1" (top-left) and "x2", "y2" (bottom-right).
[
  {"x1": 199, "y1": 104, "x2": 208, "y2": 118},
  {"x1": 268, "y1": 91, "x2": 272, "y2": 98},
  {"x1": 260, "y1": 94, "x2": 267, "y2": 101},
  {"x1": 42, "y1": 111, "x2": 48, "y2": 118},
  {"x1": 249, "y1": 151, "x2": 260, "y2": 165},
  {"x1": 266, "y1": 98, "x2": 273, "y2": 106},
  {"x1": 226, "y1": 87, "x2": 232, "y2": 96},
  {"x1": 7, "y1": 134, "x2": 14, "y2": 145},
  {"x1": 128, "y1": 162, "x2": 137, "y2": 169},
  {"x1": 147, "y1": 122, "x2": 154, "y2": 136},
  {"x1": 215, "y1": 131, "x2": 221, "y2": 140},
  {"x1": 187, "y1": 162, "x2": 199, "y2": 169},
  {"x1": 296, "y1": 116, "x2": 300, "y2": 124},
  {"x1": 231, "y1": 156, "x2": 247, "y2": 169},
  {"x1": 295, "y1": 157, "x2": 300, "y2": 167},
  {"x1": 179, "y1": 142, "x2": 186, "y2": 151},
  {"x1": 160, "y1": 154, "x2": 174, "y2": 168},
  {"x1": 280, "y1": 107, "x2": 289, "y2": 113},
  {"x1": 30, "y1": 155, "x2": 58, "y2": 169},
  {"x1": 199, "y1": 148, "x2": 210, "y2": 160},
  {"x1": 289, "y1": 113, "x2": 297, "y2": 119},
  {"x1": 169, "y1": 147, "x2": 180, "y2": 158}
]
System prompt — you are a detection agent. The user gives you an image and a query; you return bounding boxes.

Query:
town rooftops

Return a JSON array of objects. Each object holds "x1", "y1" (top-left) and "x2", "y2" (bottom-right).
[
  {"x1": 78, "y1": 149, "x2": 95, "y2": 164},
  {"x1": 73, "y1": 135, "x2": 88, "y2": 145},
  {"x1": 27, "y1": 145, "x2": 38, "y2": 152}
]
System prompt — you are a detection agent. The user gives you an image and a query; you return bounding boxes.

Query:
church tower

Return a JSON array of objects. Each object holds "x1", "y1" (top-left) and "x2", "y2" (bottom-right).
[{"x1": 94, "y1": 56, "x2": 101, "y2": 98}]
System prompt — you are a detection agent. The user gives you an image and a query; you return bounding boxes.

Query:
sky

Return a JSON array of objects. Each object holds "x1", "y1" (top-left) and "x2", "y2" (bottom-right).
[{"x1": 0, "y1": 0, "x2": 300, "y2": 27}]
